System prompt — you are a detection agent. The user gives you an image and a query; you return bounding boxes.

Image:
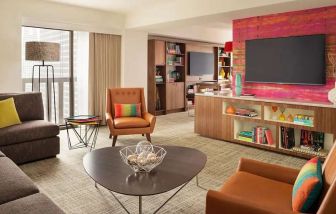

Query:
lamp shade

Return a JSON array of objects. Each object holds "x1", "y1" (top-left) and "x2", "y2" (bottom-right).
[
  {"x1": 25, "y1": 42, "x2": 60, "y2": 61},
  {"x1": 224, "y1": 41, "x2": 233, "y2": 52}
]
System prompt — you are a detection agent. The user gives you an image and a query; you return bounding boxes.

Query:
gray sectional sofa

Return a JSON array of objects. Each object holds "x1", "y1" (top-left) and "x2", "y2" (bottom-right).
[
  {"x1": 0, "y1": 92, "x2": 63, "y2": 213},
  {"x1": 0, "y1": 151, "x2": 64, "y2": 213},
  {"x1": 0, "y1": 92, "x2": 60, "y2": 164}
]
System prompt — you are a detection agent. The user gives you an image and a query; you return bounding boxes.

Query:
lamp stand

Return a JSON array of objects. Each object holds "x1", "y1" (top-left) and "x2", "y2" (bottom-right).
[{"x1": 31, "y1": 60, "x2": 57, "y2": 123}]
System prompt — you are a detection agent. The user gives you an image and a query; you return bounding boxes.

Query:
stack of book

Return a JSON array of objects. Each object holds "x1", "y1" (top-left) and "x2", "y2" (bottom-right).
[
  {"x1": 280, "y1": 126, "x2": 295, "y2": 149},
  {"x1": 155, "y1": 75, "x2": 164, "y2": 83},
  {"x1": 238, "y1": 128, "x2": 274, "y2": 145},
  {"x1": 235, "y1": 108, "x2": 258, "y2": 117},
  {"x1": 237, "y1": 131, "x2": 253, "y2": 143},
  {"x1": 66, "y1": 115, "x2": 99, "y2": 125},
  {"x1": 252, "y1": 127, "x2": 274, "y2": 145}
]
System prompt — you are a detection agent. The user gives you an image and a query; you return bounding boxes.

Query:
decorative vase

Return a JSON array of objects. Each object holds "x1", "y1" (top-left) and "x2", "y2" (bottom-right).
[
  {"x1": 328, "y1": 82, "x2": 336, "y2": 106},
  {"x1": 235, "y1": 73, "x2": 242, "y2": 96}
]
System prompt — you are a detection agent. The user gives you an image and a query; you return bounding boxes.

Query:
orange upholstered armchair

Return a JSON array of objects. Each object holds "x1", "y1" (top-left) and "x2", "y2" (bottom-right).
[
  {"x1": 106, "y1": 88, "x2": 156, "y2": 146},
  {"x1": 206, "y1": 142, "x2": 336, "y2": 214}
]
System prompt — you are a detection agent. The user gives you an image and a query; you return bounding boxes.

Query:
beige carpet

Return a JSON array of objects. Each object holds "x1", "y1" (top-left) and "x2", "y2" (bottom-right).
[{"x1": 20, "y1": 112, "x2": 306, "y2": 214}]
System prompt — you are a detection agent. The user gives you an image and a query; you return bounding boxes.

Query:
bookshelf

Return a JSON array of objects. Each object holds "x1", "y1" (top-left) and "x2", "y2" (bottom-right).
[
  {"x1": 214, "y1": 47, "x2": 232, "y2": 91},
  {"x1": 195, "y1": 94, "x2": 336, "y2": 160},
  {"x1": 148, "y1": 40, "x2": 186, "y2": 115}
]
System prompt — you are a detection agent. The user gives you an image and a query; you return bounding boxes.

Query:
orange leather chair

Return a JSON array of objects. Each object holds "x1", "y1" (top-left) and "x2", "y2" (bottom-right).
[
  {"x1": 106, "y1": 88, "x2": 156, "y2": 146},
  {"x1": 206, "y1": 142, "x2": 336, "y2": 214}
]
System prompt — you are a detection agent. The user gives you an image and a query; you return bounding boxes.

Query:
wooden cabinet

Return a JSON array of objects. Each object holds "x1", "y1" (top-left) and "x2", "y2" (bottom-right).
[
  {"x1": 154, "y1": 40, "x2": 165, "y2": 66},
  {"x1": 166, "y1": 82, "x2": 185, "y2": 110}
]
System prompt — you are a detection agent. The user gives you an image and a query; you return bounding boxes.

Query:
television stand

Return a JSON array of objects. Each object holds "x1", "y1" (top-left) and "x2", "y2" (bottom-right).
[{"x1": 195, "y1": 93, "x2": 336, "y2": 160}]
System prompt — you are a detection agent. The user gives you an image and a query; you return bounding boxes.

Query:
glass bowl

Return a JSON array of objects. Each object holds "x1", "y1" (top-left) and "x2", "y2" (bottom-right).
[{"x1": 120, "y1": 142, "x2": 167, "y2": 173}]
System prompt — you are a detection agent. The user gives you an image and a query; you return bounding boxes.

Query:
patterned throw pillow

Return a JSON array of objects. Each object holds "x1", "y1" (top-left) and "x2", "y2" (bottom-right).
[
  {"x1": 114, "y1": 103, "x2": 141, "y2": 118},
  {"x1": 292, "y1": 157, "x2": 323, "y2": 212}
]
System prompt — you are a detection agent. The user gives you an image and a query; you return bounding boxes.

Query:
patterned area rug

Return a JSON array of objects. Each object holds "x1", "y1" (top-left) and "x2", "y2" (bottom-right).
[{"x1": 20, "y1": 112, "x2": 306, "y2": 213}]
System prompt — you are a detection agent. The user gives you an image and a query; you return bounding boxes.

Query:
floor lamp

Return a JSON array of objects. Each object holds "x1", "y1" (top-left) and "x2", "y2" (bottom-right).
[{"x1": 25, "y1": 41, "x2": 60, "y2": 123}]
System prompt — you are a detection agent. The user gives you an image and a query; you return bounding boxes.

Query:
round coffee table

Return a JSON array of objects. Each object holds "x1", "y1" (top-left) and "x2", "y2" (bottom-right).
[{"x1": 83, "y1": 146, "x2": 207, "y2": 214}]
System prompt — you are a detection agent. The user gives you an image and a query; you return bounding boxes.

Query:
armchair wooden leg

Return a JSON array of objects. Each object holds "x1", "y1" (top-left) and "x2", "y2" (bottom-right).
[
  {"x1": 109, "y1": 134, "x2": 112, "y2": 139},
  {"x1": 112, "y1": 136, "x2": 118, "y2": 147},
  {"x1": 146, "y1": 133, "x2": 151, "y2": 142}
]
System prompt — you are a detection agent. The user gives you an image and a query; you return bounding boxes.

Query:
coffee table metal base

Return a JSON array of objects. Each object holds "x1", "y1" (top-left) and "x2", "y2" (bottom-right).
[{"x1": 95, "y1": 175, "x2": 204, "y2": 214}]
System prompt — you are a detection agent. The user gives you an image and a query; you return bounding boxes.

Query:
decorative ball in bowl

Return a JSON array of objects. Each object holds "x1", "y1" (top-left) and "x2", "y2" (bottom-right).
[{"x1": 119, "y1": 141, "x2": 167, "y2": 173}]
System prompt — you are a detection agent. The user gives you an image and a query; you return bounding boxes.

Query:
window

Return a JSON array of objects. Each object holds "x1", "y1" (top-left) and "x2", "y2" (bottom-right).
[{"x1": 22, "y1": 26, "x2": 89, "y2": 124}]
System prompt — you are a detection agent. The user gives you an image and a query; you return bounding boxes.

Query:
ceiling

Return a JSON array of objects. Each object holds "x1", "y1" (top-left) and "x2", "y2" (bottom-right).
[
  {"x1": 43, "y1": 0, "x2": 335, "y2": 43},
  {"x1": 46, "y1": 0, "x2": 162, "y2": 13}
]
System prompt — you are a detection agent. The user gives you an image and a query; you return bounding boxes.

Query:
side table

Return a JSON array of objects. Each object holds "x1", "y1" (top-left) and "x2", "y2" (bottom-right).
[{"x1": 65, "y1": 115, "x2": 101, "y2": 151}]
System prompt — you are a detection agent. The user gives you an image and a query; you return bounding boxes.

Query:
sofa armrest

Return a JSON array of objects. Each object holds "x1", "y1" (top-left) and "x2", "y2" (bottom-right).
[
  {"x1": 105, "y1": 112, "x2": 115, "y2": 133},
  {"x1": 143, "y1": 112, "x2": 156, "y2": 133},
  {"x1": 238, "y1": 158, "x2": 300, "y2": 185},
  {"x1": 206, "y1": 190, "x2": 273, "y2": 214}
]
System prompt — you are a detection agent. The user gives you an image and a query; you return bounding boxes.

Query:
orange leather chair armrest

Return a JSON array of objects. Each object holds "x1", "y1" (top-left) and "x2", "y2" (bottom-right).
[
  {"x1": 143, "y1": 112, "x2": 156, "y2": 133},
  {"x1": 206, "y1": 190, "x2": 272, "y2": 214},
  {"x1": 105, "y1": 112, "x2": 115, "y2": 132},
  {"x1": 237, "y1": 158, "x2": 300, "y2": 185}
]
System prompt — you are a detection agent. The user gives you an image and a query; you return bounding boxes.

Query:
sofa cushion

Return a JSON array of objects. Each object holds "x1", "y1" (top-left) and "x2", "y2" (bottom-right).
[
  {"x1": 0, "y1": 120, "x2": 59, "y2": 146},
  {"x1": 0, "y1": 98, "x2": 22, "y2": 128},
  {"x1": 0, "y1": 193, "x2": 64, "y2": 214},
  {"x1": 220, "y1": 171, "x2": 293, "y2": 212},
  {"x1": 0, "y1": 157, "x2": 39, "y2": 204},
  {"x1": 114, "y1": 117, "x2": 149, "y2": 129},
  {"x1": 0, "y1": 150, "x2": 5, "y2": 157},
  {"x1": 0, "y1": 93, "x2": 44, "y2": 121}
]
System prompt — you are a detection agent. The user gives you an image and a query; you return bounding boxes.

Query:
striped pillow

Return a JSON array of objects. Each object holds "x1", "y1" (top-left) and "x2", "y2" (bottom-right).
[
  {"x1": 114, "y1": 103, "x2": 141, "y2": 118},
  {"x1": 292, "y1": 157, "x2": 323, "y2": 212}
]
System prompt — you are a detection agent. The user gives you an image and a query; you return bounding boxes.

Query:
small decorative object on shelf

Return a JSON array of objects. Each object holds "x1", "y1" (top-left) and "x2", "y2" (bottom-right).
[
  {"x1": 278, "y1": 106, "x2": 286, "y2": 121},
  {"x1": 226, "y1": 106, "x2": 236, "y2": 114},
  {"x1": 235, "y1": 108, "x2": 258, "y2": 117},
  {"x1": 293, "y1": 114, "x2": 314, "y2": 127},
  {"x1": 271, "y1": 106, "x2": 278, "y2": 120},
  {"x1": 120, "y1": 141, "x2": 167, "y2": 173},
  {"x1": 235, "y1": 73, "x2": 242, "y2": 96},
  {"x1": 287, "y1": 114, "x2": 294, "y2": 122}
]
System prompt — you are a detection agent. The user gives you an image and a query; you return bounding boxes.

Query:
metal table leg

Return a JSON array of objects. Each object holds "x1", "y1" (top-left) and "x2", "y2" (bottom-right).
[{"x1": 139, "y1": 196, "x2": 142, "y2": 214}]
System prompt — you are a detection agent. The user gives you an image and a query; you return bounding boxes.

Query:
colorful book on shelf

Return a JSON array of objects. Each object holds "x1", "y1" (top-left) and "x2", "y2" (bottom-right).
[
  {"x1": 238, "y1": 136, "x2": 253, "y2": 143},
  {"x1": 280, "y1": 126, "x2": 295, "y2": 149},
  {"x1": 265, "y1": 129, "x2": 274, "y2": 145}
]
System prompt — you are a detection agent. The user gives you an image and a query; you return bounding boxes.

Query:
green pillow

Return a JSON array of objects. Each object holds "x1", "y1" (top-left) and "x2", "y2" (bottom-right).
[{"x1": 0, "y1": 98, "x2": 21, "y2": 128}]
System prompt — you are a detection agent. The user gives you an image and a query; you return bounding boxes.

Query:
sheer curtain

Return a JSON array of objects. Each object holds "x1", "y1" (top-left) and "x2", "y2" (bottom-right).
[{"x1": 88, "y1": 33, "x2": 121, "y2": 124}]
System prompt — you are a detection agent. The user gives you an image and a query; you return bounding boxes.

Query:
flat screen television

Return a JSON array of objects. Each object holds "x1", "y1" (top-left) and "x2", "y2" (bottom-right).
[
  {"x1": 188, "y1": 52, "x2": 214, "y2": 76},
  {"x1": 245, "y1": 34, "x2": 326, "y2": 85}
]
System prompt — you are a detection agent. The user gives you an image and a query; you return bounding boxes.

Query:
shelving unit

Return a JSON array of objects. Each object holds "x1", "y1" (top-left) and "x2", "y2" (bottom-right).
[
  {"x1": 148, "y1": 40, "x2": 186, "y2": 115},
  {"x1": 195, "y1": 94, "x2": 336, "y2": 160},
  {"x1": 214, "y1": 46, "x2": 232, "y2": 82}
]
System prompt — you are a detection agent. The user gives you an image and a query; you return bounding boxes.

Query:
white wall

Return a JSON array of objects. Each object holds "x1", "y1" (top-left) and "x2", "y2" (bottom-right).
[
  {"x1": 122, "y1": 30, "x2": 148, "y2": 99},
  {"x1": 149, "y1": 25, "x2": 232, "y2": 44},
  {"x1": 0, "y1": 0, "x2": 125, "y2": 92}
]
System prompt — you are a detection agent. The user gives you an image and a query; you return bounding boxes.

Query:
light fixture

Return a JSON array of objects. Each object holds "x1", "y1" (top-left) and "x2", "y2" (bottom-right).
[{"x1": 26, "y1": 41, "x2": 60, "y2": 123}]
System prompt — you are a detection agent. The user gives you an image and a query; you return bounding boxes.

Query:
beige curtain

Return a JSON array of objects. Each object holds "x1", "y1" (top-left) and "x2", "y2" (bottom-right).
[{"x1": 89, "y1": 33, "x2": 121, "y2": 125}]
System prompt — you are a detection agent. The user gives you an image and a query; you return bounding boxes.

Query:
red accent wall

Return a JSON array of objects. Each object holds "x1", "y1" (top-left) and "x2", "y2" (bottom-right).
[{"x1": 233, "y1": 6, "x2": 336, "y2": 102}]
